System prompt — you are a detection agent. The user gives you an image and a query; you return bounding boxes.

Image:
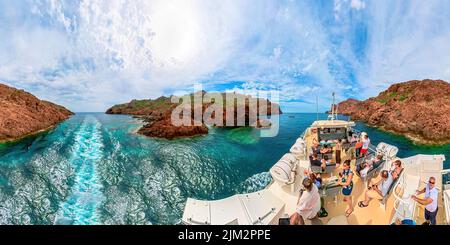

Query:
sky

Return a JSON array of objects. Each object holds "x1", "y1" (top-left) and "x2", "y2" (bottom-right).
[{"x1": 1, "y1": 0, "x2": 450, "y2": 112}]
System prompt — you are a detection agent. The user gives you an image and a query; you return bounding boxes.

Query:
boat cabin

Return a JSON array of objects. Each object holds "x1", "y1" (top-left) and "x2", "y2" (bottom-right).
[{"x1": 310, "y1": 120, "x2": 356, "y2": 143}]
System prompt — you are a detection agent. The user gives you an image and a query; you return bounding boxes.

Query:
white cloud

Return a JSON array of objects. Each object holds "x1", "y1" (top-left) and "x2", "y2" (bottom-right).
[
  {"x1": 350, "y1": 0, "x2": 366, "y2": 10},
  {"x1": 356, "y1": 0, "x2": 450, "y2": 97},
  {"x1": 1, "y1": 0, "x2": 450, "y2": 112}
]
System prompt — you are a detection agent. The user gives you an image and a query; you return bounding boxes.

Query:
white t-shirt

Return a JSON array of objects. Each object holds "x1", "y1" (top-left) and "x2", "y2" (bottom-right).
[
  {"x1": 425, "y1": 185, "x2": 438, "y2": 212},
  {"x1": 362, "y1": 138, "x2": 370, "y2": 149},
  {"x1": 380, "y1": 172, "x2": 393, "y2": 197},
  {"x1": 296, "y1": 184, "x2": 321, "y2": 219}
]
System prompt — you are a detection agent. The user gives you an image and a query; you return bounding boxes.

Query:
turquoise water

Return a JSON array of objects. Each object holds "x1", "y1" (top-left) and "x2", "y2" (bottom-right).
[{"x1": 0, "y1": 113, "x2": 448, "y2": 224}]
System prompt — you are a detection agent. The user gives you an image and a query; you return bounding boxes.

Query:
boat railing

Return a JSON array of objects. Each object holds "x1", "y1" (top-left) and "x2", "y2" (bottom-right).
[
  {"x1": 187, "y1": 217, "x2": 210, "y2": 225},
  {"x1": 251, "y1": 208, "x2": 276, "y2": 225},
  {"x1": 442, "y1": 169, "x2": 450, "y2": 189},
  {"x1": 300, "y1": 128, "x2": 308, "y2": 139},
  {"x1": 391, "y1": 173, "x2": 420, "y2": 222}
]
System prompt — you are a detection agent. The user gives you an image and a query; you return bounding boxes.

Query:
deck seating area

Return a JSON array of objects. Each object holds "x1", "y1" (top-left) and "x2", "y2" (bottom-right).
[
  {"x1": 380, "y1": 168, "x2": 404, "y2": 207},
  {"x1": 182, "y1": 119, "x2": 448, "y2": 225}
]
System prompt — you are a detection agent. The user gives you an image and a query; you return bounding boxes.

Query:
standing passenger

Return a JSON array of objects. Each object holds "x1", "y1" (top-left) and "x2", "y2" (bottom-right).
[
  {"x1": 335, "y1": 139, "x2": 342, "y2": 168},
  {"x1": 412, "y1": 177, "x2": 439, "y2": 225},
  {"x1": 338, "y1": 160, "x2": 354, "y2": 217},
  {"x1": 360, "y1": 135, "x2": 370, "y2": 156},
  {"x1": 290, "y1": 178, "x2": 321, "y2": 225},
  {"x1": 355, "y1": 139, "x2": 363, "y2": 158}
]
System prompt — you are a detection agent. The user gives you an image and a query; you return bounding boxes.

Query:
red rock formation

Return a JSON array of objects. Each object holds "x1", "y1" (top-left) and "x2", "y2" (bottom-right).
[
  {"x1": 0, "y1": 83, "x2": 73, "y2": 142},
  {"x1": 106, "y1": 92, "x2": 282, "y2": 139},
  {"x1": 336, "y1": 79, "x2": 450, "y2": 145},
  {"x1": 136, "y1": 106, "x2": 208, "y2": 139}
]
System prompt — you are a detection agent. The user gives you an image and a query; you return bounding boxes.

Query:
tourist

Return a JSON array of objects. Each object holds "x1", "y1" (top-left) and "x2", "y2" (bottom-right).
[
  {"x1": 350, "y1": 134, "x2": 357, "y2": 144},
  {"x1": 357, "y1": 154, "x2": 383, "y2": 178},
  {"x1": 321, "y1": 155, "x2": 331, "y2": 172},
  {"x1": 335, "y1": 139, "x2": 342, "y2": 168},
  {"x1": 311, "y1": 142, "x2": 320, "y2": 156},
  {"x1": 358, "y1": 170, "x2": 393, "y2": 208},
  {"x1": 355, "y1": 139, "x2": 363, "y2": 158},
  {"x1": 289, "y1": 178, "x2": 321, "y2": 225},
  {"x1": 348, "y1": 131, "x2": 354, "y2": 141},
  {"x1": 360, "y1": 134, "x2": 370, "y2": 156},
  {"x1": 303, "y1": 169, "x2": 328, "y2": 217},
  {"x1": 412, "y1": 177, "x2": 439, "y2": 225},
  {"x1": 303, "y1": 169, "x2": 322, "y2": 189},
  {"x1": 320, "y1": 144, "x2": 331, "y2": 154},
  {"x1": 310, "y1": 153, "x2": 325, "y2": 173},
  {"x1": 390, "y1": 159, "x2": 403, "y2": 180},
  {"x1": 337, "y1": 160, "x2": 354, "y2": 216}
]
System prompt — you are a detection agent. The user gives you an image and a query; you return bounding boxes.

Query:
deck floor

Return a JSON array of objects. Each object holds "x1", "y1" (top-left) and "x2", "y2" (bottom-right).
[{"x1": 268, "y1": 130, "x2": 446, "y2": 225}]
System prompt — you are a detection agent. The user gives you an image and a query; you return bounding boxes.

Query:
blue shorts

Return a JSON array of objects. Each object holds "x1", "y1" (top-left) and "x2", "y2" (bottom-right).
[{"x1": 342, "y1": 185, "x2": 353, "y2": 196}]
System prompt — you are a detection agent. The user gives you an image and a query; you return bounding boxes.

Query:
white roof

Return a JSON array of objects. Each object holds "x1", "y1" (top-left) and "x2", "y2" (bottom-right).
[{"x1": 311, "y1": 120, "x2": 356, "y2": 128}]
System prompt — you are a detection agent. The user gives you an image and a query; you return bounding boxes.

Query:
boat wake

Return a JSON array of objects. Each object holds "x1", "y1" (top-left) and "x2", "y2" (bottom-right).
[
  {"x1": 236, "y1": 172, "x2": 272, "y2": 193},
  {"x1": 54, "y1": 116, "x2": 104, "y2": 225}
]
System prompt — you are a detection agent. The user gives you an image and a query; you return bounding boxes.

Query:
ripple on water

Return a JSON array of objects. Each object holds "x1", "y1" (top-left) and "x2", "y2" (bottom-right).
[
  {"x1": 1, "y1": 113, "x2": 448, "y2": 225},
  {"x1": 225, "y1": 127, "x2": 260, "y2": 144}
]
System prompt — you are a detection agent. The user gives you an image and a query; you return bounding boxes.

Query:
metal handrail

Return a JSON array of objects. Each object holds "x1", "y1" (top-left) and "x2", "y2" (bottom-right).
[
  {"x1": 393, "y1": 176, "x2": 410, "y2": 204},
  {"x1": 252, "y1": 208, "x2": 276, "y2": 225},
  {"x1": 187, "y1": 217, "x2": 210, "y2": 225},
  {"x1": 392, "y1": 177, "x2": 415, "y2": 220}
]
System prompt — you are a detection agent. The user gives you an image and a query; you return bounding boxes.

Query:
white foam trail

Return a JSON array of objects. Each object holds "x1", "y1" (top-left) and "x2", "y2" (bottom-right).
[
  {"x1": 54, "y1": 116, "x2": 104, "y2": 225},
  {"x1": 237, "y1": 172, "x2": 272, "y2": 193}
]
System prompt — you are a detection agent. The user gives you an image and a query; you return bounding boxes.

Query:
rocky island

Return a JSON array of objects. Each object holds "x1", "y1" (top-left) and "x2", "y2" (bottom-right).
[
  {"x1": 0, "y1": 83, "x2": 73, "y2": 142},
  {"x1": 106, "y1": 91, "x2": 282, "y2": 139},
  {"x1": 336, "y1": 79, "x2": 450, "y2": 145}
]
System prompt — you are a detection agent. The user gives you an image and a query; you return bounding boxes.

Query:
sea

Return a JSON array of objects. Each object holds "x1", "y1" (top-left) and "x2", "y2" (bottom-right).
[{"x1": 0, "y1": 113, "x2": 448, "y2": 224}]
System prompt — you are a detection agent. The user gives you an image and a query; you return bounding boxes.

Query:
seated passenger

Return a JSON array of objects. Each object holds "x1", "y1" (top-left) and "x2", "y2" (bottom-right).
[
  {"x1": 357, "y1": 155, "x2": 383, "y2": 178},
  {"x1": 321, "y1": 155, "x2": 331, "y2": 170},
  {"x1": 290, "y1": 178, "x2": 321, "y2": 225},
  {"x1": 358, "y1": 170, "x2": 393, "y2": 208},
  {"x1": 303, "y1": 169, "x2": 322, "y2": 189},
  {"x1": 310, "y1": 153, "x2": 325, "y2": 173},
  {"x1": 390, "y1": 160, "x2": 403, "y2": 180},
  {"x1": 310, "y1": 142, "x2": 320, "y2": 156},
  {"x1": 320, "y1": 144, "x2": 331, "y2": 154}
]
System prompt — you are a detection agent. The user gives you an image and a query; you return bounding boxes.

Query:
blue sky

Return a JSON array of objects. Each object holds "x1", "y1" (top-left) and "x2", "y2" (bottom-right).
[{"x1": 1, "y1": 0, "x2": 450, "y2": 112}]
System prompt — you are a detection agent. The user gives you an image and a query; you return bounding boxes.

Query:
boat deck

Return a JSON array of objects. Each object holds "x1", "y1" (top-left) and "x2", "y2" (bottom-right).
[
  {"x1": 182, "y1": 124, "x2": 448, "y2": 225},
  {"x1": 271, "y1": 129, "x2": 447, "y2": 225}
]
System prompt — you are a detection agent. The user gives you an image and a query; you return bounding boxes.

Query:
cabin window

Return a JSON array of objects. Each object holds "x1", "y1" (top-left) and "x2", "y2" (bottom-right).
[{"x1": 318, "y1": 127, "x2": 347, "y2": 141}]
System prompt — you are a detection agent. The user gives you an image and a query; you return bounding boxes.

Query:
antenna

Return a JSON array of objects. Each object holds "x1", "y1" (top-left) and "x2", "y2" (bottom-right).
[
  {"x1": 331, "y1": 92, "x2": 336, "y2": 121},
  {"x1": 336, "y1": 98, "x2": 339, "y2": 119},
  {"x1": 316, "y1": 95, "x2": 319, "y2": 121}
]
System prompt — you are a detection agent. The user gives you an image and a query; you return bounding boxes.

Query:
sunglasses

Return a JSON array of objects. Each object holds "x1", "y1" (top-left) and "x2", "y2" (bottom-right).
[{"x1": 429, "y1": 181, "x2": 435, "y2": 185}]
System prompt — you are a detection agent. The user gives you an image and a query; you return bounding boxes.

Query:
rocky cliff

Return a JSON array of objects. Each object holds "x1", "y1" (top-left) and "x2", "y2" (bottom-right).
[
  {"x1": 336, "y1": 79, "x2": 450, "y2": 145},
  {"x1": 0, "y1": 83, "x2": 73, "y2": 142},
  {"x1": 106, "y1": 91, "x2": 282, "y2": 139}
]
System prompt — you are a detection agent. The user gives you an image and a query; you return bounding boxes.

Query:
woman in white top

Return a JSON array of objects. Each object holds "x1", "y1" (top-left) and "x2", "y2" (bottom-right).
[
  {"x1": 360, "y1": 134, "x2": 370, "y2": 156},
  {"x1": 290, "y1": 178, "x2": 321, "y2": 225}
]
